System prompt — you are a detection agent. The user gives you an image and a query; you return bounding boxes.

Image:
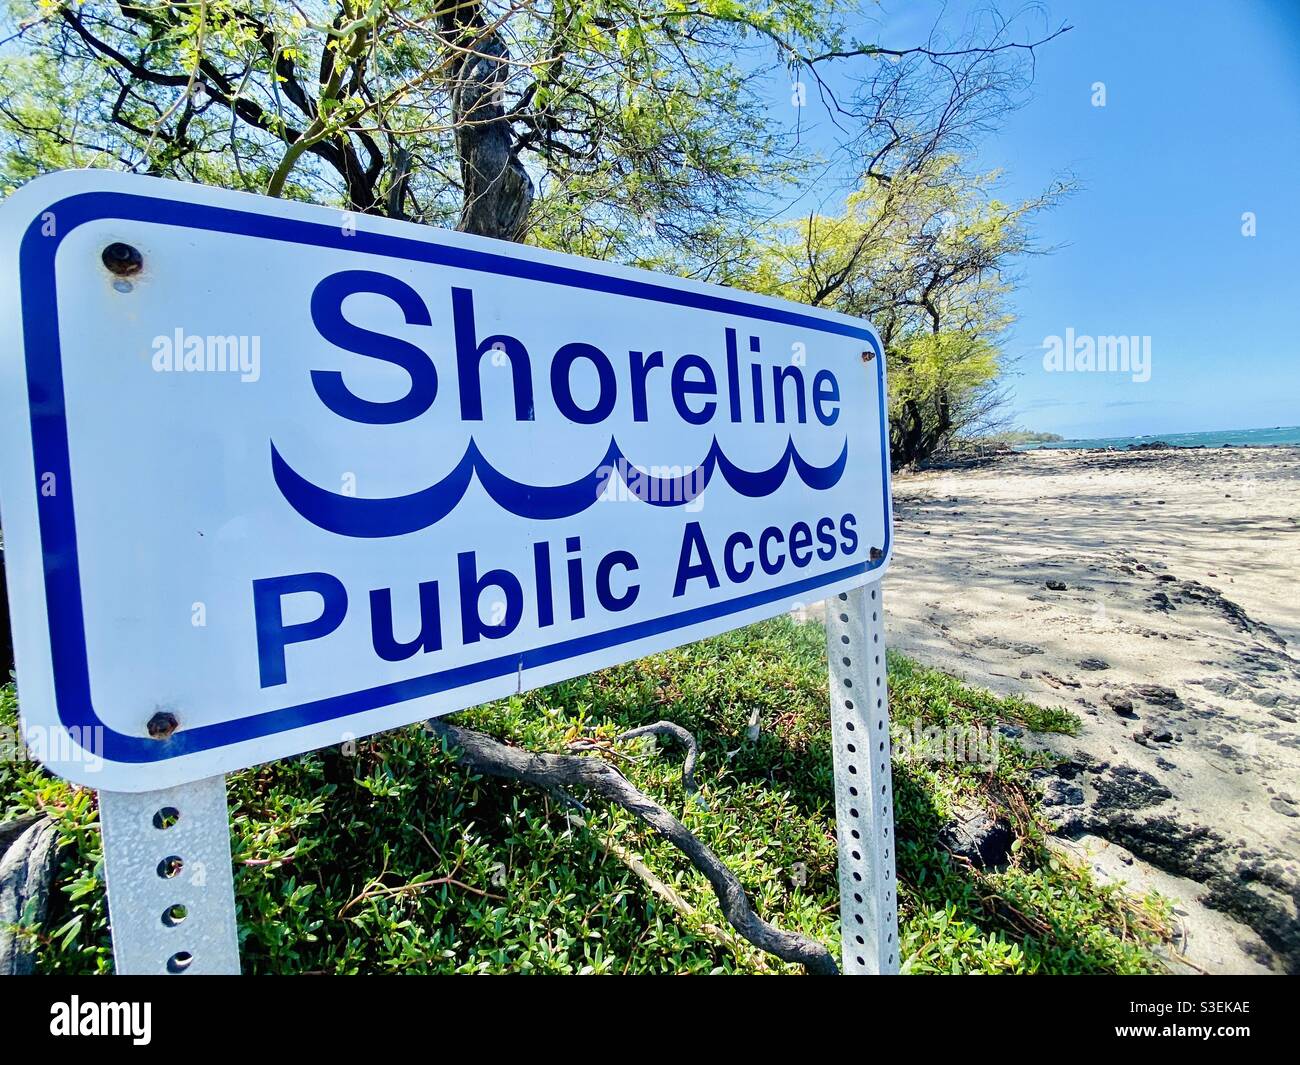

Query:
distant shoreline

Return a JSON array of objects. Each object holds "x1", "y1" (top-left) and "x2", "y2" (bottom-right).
[
  {"x1": 1019, "y1": 441, "x2": 1300, "y2": 452},
  {"x1": 1014, "y1": 426, "x2": 1300, "y2": 452}
]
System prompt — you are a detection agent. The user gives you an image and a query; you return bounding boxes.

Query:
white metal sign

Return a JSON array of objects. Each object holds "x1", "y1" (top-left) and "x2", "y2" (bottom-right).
[{"x1": 0, "y1": 170, "x2": 891, "y2": 793}]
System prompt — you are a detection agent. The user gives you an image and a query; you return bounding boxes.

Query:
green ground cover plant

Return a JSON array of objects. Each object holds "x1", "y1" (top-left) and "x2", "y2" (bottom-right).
[{"x1": 1, "y1": 617, "x2": 1169, "y2": 974}]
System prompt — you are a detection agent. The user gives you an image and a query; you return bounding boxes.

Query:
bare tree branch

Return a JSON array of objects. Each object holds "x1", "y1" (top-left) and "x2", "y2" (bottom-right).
[
  {"x1": 616, "y1": 720, "x2": 699, "y2": 795},
  {"x1": 426, "y1": 718, "x2": 837, "y2": 974}
]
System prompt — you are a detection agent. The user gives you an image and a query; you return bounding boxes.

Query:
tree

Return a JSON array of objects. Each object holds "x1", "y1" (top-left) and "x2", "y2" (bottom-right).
[
  {"x1": 739, "y1": 157, "x2": 1068, "y2": 468},
  {"x1": 0, "y1": 0, "x2": 834, "y2": 256}
]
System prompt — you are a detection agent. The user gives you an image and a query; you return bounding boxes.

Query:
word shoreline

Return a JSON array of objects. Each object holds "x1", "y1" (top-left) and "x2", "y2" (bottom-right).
[{"x1": 309, "y1": 271, "x2": 847, "y2": 429}]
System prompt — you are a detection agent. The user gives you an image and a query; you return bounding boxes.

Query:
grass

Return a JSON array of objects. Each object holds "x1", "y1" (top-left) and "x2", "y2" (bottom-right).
[{"x1": 0, "y1": 617, "x2": 1171, "y2": 974}]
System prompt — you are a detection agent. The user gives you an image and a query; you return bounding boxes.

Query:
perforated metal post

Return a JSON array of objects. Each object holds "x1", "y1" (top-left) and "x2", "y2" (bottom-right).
[
  {"x1": 826, "y1": 581, "x2": 899, "y2": 974},
  {"x1": 99, "y1": 774, "x2": 240, "y2": 974}
]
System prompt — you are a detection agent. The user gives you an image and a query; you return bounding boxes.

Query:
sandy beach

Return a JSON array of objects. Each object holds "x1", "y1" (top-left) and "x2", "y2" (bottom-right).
[{"x1": 877, "y1": 445, "x2": 1300, "y2": 973}]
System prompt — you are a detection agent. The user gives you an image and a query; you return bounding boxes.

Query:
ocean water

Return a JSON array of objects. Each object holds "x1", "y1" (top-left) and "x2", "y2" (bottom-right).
[{"x1": 1019, "y1": 425, "x2": 1300, "y2": 451}]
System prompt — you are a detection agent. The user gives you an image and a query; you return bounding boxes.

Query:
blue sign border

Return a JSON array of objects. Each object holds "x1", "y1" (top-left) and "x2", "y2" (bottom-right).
[{"x1": 19, "y1": 190, "x2": 890, "y2": 764}]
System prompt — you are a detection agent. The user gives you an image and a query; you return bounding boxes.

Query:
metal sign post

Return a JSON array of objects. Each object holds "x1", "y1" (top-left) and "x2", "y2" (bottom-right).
[
  {"x1": 99, "y1": 776, "x2": 240, "y2": 974},
  {"x1": 827, "y1": 582, "x2": 899, "y2": 974}
]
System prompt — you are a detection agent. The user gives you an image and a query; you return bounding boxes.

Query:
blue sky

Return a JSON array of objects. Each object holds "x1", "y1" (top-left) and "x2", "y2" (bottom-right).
[{"x1": 766, "y1": 0, "x2": 1300, "y2": 439}]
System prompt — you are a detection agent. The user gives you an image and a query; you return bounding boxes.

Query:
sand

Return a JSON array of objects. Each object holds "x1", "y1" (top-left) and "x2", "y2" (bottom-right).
[{"x1": 861, "y1": 445, "x2": 1298, "y2": 973}]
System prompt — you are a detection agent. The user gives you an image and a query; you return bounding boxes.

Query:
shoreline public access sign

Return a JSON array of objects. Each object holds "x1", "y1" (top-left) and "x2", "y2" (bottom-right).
[{"x1": 0, "y1": 170, "x2": 892, "y2": 794}]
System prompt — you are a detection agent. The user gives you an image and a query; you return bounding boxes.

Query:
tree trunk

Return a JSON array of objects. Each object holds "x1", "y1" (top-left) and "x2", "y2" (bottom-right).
[
  {"x1": 0, "y1": 816, "x2": 61, "y2": 975},
  {"x1": 441, "y1": 4, "x2": 533, "y2": 242}
]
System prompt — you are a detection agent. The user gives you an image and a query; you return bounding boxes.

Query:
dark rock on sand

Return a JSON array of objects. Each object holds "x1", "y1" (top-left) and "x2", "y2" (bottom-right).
[
  {"x1": 1140, "y1": 724, "x2": 1174, "y2": 744},
  {"x1": 1131, "y1": 684, "x2": 1182, "y2": 708},
  {"x1": 1172, "y1": 581, "x2": 1286, "y2": 647},
  {"x1": 939, "y1": 808, "x2": 1014, "y2": 869},
  {"x1": 1095, "y1": 814, "x2": 1223, "y2": 882},
  {"x1": 1149, "y1": 590, "x2": 1175, "y2": 611},
  {"x1": 1092, "y1": 765, "x2": 1173, "y2": 812},
  {"x1": 1103, "y1": 692, "x2": 1137, "y2": 716},
  {"x1": 1042, "y1": 778, "x2": 1085, "y2": 807}
]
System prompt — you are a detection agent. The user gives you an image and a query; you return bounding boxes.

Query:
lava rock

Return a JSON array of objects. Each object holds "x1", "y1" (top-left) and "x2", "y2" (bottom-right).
[
  {"x1": 1132, "y1": 684, "x2": 1182, "y2": 708},
  {"x1": 1055, "y1": 760, "x2": 1085, "y2": 780},
  {"x1": 1041, "y1": 778, "x2": 1085, "y2": 807},
  {"x1": 1103, "y1": 692, "x2": 1137, "y2": 717},
  {"x1": 1093, "y1": 765, "x2": 1174, "y2": 812},
  {"x1": 1197, "y1": 677, "x2": 1239, "y2": 696},
  {"x1": 939, "y1": 809, "x2": 1014, "y2": 869}
]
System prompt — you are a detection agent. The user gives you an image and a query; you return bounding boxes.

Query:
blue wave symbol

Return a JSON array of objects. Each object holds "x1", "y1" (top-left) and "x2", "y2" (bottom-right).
[{"x1": 270, "y1": 436, "x2": 848, "y2": 538}]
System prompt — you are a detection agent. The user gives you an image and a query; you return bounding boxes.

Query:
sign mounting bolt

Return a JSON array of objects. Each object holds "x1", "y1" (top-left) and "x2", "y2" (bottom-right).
[
  {"x1": 147, "y1": 711, "x2": 179, "y2": 740},
  {"x1": 101, "y1": 242, "x2": 143, "y2": 276}
]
